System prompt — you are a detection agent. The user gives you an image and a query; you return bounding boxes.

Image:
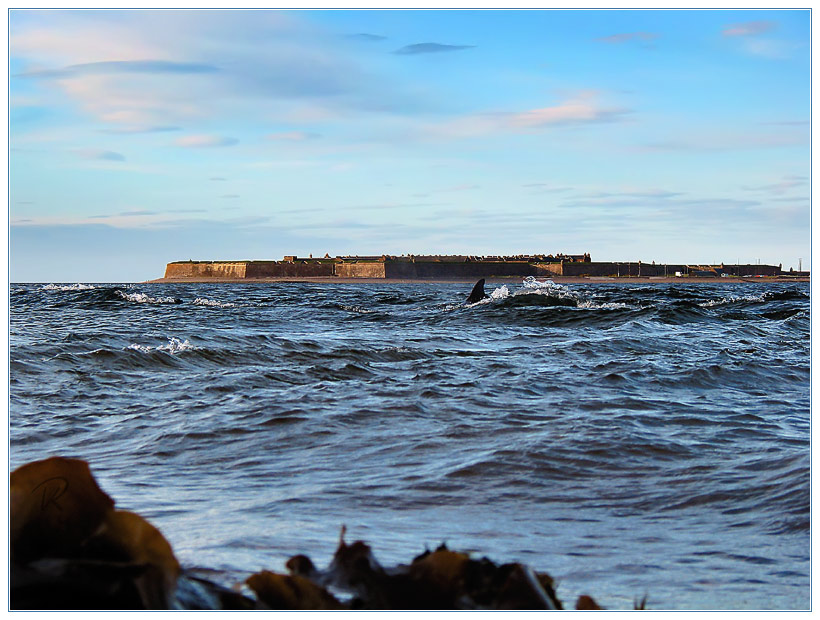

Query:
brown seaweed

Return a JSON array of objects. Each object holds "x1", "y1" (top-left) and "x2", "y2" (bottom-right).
[
  {"x1": 267, "y1": 531, "x2": 562, "y2": 610},
  {"x1": 247, "y1": 571, "x2": 346, "y2": 610}
]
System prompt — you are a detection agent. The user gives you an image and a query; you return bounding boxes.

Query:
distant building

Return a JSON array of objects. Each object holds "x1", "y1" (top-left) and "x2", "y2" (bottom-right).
[{"x1": 162, "y1": 254, "x2": 792, "y2": 280}]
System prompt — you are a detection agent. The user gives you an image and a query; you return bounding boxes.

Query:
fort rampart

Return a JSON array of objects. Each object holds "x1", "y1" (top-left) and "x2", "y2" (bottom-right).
[
  {"x1": 163, "y1": 256, "x2": 785, "y2": 280},
  {"x1": 165, "y1": 260, "x2": 334, "y2": 279}
]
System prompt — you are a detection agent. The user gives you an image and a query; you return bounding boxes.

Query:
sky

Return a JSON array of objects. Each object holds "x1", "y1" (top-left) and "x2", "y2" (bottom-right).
[{"x1": 8, "y1": 8, "x2": 811, "y2": 282}]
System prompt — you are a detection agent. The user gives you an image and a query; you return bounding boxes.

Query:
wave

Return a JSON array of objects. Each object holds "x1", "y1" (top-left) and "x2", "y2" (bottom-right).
[
  {"x1": 576, "y1": 300, "x2": 632, "y2": 310},
  {"x1": 521, "y1": 276, "x2": 567, "y2": 291},
  {"x1": 374, "y1": 294, "x2": 417, "y2": 305},
  {"x1": 128, "y1": 337, "x2": 198, "y2": 355},
  {"x1": 42, "y1": 283, "x2": 98, "y2": 291},
  {"x1": 338, "y1": 304, "x2": 376, "y2": 314},
  {"x1": 35, "y1": 287, "x2": 225, "y2": 307},
  {"x1": 193, "y1": 297, "x2": 236, "y2": 308},
  {"x1": 117, "y1": 290, "x2": 182, "y2": 305},
  {"x1": 699, "y1": 294, "x2": 766, "y2": 308},
  {"x1": 468, "y1": 278, "x2": 583, "y2": 308},
  {"x1": 763, "y1": 289, "x2": 810, "y2": 301},
  {"x1": 698, "y1": 289, "x2": 807, "y2": 308},
  {"x1": 651, "y1": 301, "x2": 713, "y2": 324}
]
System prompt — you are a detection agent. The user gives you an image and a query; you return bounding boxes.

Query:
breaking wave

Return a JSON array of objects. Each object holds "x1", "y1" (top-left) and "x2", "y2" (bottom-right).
[
  {"x1": 117, "y1": 290, "x2": 181, "y2": 304},
  {"x1": 127, "y1": 337, "x2": 198, "y2": 354},
  {"x1": 193, "y1": 297, "x2": 236, "y2": 308},
  {"x1": 42, "y1": 283, "x2": 98, "y2": 291}
]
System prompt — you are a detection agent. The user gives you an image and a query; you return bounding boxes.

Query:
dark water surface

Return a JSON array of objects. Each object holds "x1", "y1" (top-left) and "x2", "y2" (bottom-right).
[{"x1": 9, "y1": 279, "x2": 810, "y2": 609}]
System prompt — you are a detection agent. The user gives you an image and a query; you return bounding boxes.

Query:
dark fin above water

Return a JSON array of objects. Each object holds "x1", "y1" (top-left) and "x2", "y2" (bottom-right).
[{"x1": 466, "y1": 279, "x2": 489, "y2": 304}]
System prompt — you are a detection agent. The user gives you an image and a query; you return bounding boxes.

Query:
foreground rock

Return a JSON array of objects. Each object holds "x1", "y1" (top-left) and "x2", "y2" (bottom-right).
[{"x1": 10, "y1": 456, "x2": 608, "y2": 610}]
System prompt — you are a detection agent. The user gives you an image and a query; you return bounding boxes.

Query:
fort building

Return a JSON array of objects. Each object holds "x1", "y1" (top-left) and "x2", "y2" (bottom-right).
[{"x1": 163, "y1": 254, "x2": 789, "y2": 280}]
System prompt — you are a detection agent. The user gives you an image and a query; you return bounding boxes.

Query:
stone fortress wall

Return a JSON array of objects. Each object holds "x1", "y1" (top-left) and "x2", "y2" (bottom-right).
[{"x1": 164, "y1": 254, "x2": 784, "y2": 280}]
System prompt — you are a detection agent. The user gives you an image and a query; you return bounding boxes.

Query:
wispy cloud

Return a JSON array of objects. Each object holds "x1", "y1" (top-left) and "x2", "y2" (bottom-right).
[
  {"x1": 10, "y1": 19, "x2": 160, "y2": 65},
  {"x1": 426, "y1": 91, "x2": 631, "y2": 140},
  {"x1": 522, "y1": 183, "x2": 573, "y2": 194},
  {"x1": 100, "y1": 125, "x2": 181, "y2": 134},
  {"x1": 509, "y1": 94, "x2": 631, "y2": 129},
  {"x1": 73, "y1": 148, "x2": 126, "y2": 161},
  {"x1": 760, "y1": 120, "x2": 809, "y2": 127},
  {"x1": 771, "y1": 196, "x2": 809, "y2": 203},
  {"x1": 152, "y1": 215, "x2": 273, "y2": 230},
  {"x1": 38, "y1": 71, "x2": 211, "y2": 126},
  {"x1": 247, "y1": 159, "x2": 322, "y2": 169},
  {"x1": 175, "y1": 134, "x2": 238, "y2": 148},
  {"x1": 17, "y1": 59, "x2": 218, "y2": 79},
  {"x1": 722, "y1": 21, "x2": 776, "y2": 37},
  {"x1": 10, "y1": 11, "x2": 412, "y2": 129},
  {"x1": 596, "y1": 32, "x2": 658, "y2": 44},
  {"x1": 347, "y1": 33, "x2": 387, "y2": 42},
  {"x1": 119, "y1": 209, "x2": 157, "y2": 216},
  {"x1": 393, "y1": 42, "x2": 475, "y2": 55},
  {"x1": 559, "y1": 193, "x2": 761, "y2": 219},
  {"x1": 741, "y1": 175, "x2": 808, "y2": 195},
  {"x1": 642, "y1": 130, "x2": 806, "y2": 152},
  {"x1": 739, "y1": 38, "x2": 795, "y2": 59},
  {"x1": 573, "y1": 189, "x2": 685, "y2": 200},
  {"x1": 344, "y1": 201, "x2": 446, "y2": 211},
  {"x1": 10, "y1": 95, "x2": 44, "y2": 107},
  {"x1": 436, "y1": 184, "x2": 479, "y2": 193},
  {"x1": 721, "y1": 20, "x2": 793, "y2": 59},
  {"x1": 267, "y1": 131, "x2": 321, "y2": 141}
]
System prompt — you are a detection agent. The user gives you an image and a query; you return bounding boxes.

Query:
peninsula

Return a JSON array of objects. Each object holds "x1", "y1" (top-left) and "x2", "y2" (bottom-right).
[{"x1": 151, "y1": 254, "x2": 807, "y2": 283}]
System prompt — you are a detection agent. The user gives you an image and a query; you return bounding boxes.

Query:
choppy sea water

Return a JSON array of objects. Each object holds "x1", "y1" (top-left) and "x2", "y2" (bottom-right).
[{"x1": 9, "y1": 278, "x2": 810, "y2": 610}]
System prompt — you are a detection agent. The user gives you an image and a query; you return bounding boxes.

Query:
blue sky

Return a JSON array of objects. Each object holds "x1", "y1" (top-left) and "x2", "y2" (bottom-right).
[{"x1": 8, "y1": 9, "x2": 810, "y2": 282}]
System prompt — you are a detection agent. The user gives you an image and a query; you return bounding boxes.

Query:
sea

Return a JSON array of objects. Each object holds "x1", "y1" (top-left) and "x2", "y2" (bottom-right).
[{"x1": 8, "y1": 277, "x2": 810, "y2": 610}]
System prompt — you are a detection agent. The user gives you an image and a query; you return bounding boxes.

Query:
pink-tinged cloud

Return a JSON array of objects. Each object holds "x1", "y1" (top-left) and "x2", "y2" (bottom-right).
[
  {"x1": 175, "y1": 134, "x2": 238, "y2": 148},
  {"x1": 508, "y1": 95, "x2": 631, "y2": 128},
  {"x1": 425, "y1": 92, "x2": 631, "y2": 140},
  {"x1": 722, "y1": 21, "x2": 776, "y2": 37},
  {"x1": 10, "y1": 24, "x2": 160, "y2": 65},
  {"x1": 596, "y1": 32, "x2": 658, "y2": 44}
]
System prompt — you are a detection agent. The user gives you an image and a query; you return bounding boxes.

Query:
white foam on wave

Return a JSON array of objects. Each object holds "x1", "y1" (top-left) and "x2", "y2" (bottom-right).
[
  {"x1": 522, "y1": 276, "x2": 560, "y2": 290},
  {"x1": 42, "y1": 283, "x2": 97, "y2": 291},
  {"x1": 126, "y1": 343, "x2": 153, "y2": 354},
  {"x1": 491, "y1": 285, "x2": 510, "y2": 300},
  {"x1": 699, "y1": 294, "x2": 765, "y2": 308},
  {"x1": 128, "y1": 337, "x2": 198, "y2": 354},
  {"x1": 518, "y1": 276, "x2": 581, "y2": 302},
  {"x1": 193, "y1": 297, "x2": 236, "y2": 308},
  {"x1": 159, "y1": 338, "x2": 197, "y2": 354},
  {"x1": 340, "y1": 304, "x2": 375, "y2": 314},
  {"x1": 465, "y1": 285, "x2": 508, "y2": 306},
  {"x1": 576, "y1": 300, "x2": 631, "y2": 310},
  {"x1": 117, "y1": 290, "x2": 178, "y2": 304}
]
